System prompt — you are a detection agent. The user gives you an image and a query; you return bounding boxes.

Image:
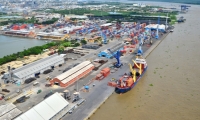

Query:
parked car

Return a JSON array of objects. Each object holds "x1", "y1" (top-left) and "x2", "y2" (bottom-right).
[
  {"x1": 45, "y1": 83, "x2": 52, "y2": 87},
  {"x1": 24, "y1": 77, "x2": 36, "y2": 84},
  {"x1": 33, "y1": 82, "x2": 39, "y2": 86},
  {"x1": 73, "y1": 63, "x2": 80, "y2": 67},
  {"x1": 44, "y1": 92, "x2": 54, "y2": 99},
  {"x1": 16, "y1": 96, "x2": 26, "y2": 103},
  {"x1": 2, "y1": 89, "x2": 10, "y2": 93}
]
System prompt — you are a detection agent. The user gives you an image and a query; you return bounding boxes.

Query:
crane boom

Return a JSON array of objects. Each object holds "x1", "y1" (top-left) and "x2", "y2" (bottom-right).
[
  {"x1": 129, "y1": 63, "x2": 136, "y2": 82},
  {"x1": 132, "y1": 60, "x2": 142, "y2": 75}
]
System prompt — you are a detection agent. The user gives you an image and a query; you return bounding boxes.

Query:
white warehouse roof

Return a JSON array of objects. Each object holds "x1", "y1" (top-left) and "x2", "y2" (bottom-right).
[
  {"x1": 0, "y1": 103, "x2": 22, "y2": 120},
  {"x1": 15, "y1": 92, "x2": 69, "y2": 120},
  {"x1": 56, "y1": 61, "x2": 92, "y2": 81},
  {"x1": 13, "y1": 53, "x2": 64, "y2": 79},
  {"x1": 145, "y1": 24, "x2": 167, "y2": 30},
  {"x1": 62, "y1": 64, "x2": 94, "y2": 84},
  {"x1": 100, "y1": 23, "x2": 112, "y2": 27}
]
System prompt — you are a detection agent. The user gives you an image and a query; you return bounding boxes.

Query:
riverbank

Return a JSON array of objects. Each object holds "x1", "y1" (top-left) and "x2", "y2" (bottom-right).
[{"x1": 0, "y1": 35, "x2": 47, "y2": 58}]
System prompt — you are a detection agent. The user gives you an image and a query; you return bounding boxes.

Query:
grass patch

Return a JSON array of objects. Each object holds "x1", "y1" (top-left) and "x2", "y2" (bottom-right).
[{"x1": 149, "y1": 84, "x2": 153, "y2": 86}]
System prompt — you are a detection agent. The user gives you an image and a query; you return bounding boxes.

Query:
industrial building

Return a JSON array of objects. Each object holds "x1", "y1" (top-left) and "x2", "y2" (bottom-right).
[
  {"x1": 36, "y1": 32, "x2": 67, "y2": 40},
  {"x1": 0, "y1": 103, "x2": 22, "y2": 120},
  {"x1": 98, "y1": 43, "x2": 124, "y2": 58},
  {"x1": 145, "y1": 24, "x2": 168, "y2": 31},
  {"x1": 4, "y1": 30, "x2": 36, "y2": 38},
  {"x1": 4, "y1": 53, "x2": 64, "y2": 83},
  {"x1": 15, "y1": 92, "x2": 69, "y2": 120},
  {"x1": 50, "y1": 61, "x2": 94, "y2": 87}
]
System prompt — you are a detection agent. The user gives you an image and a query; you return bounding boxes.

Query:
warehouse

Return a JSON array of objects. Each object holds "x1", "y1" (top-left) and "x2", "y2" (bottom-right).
[
  {"x1": 145, "y1": 24, "x2": 167, "y2": 32},
  {"x1": 14, "y1": 92, "x2": 69, "y2": 120},
  {"x1": 0, "y1": 103, "x2": 22, "y2": 120},
  {"x1": 98, "y1": 43, "x2": 124, "y2": 58},
  {"x1": 50, "y1": 61, "x2": 94, "y2": 87},
  {"x1": 9, "y1": 53, "x2": 64, "y2": 83}
]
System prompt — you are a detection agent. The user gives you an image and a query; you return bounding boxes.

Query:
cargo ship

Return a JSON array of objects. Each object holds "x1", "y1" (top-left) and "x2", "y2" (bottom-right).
[{"x1": 108, "y1": 55, "x2": 147, "y2": 94}]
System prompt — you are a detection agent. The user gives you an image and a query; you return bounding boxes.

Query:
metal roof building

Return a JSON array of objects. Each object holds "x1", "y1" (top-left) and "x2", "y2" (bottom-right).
[
  {"x1": 12, "y1": 53, "x2": 64, "y2": 82},
  {"x1": 50, "y1": 61, "x2": 94, "y2": 87},
  {"x1": 0, "y1": 103, "x2": 22, "y2": 120},
  {"x1": 14, "y1": 92, "x2": 69, "y2": 120}
]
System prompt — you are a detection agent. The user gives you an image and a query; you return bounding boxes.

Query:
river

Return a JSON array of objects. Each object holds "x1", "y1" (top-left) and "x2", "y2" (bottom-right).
[
  {"x1": 0, "y1": 35, "x2": 46, "y2": 58},
  {"x1": 90, "y1": 2, "x2": 200, "y2": 120}
]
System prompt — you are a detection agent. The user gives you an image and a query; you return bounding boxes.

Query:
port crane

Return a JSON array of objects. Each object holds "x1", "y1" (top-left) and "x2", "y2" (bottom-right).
[
  {"x1": 129, "y1": 63, "x2": 136, "y2": 83},
  {"x1": 96, "y1": 24, "x2": 107, "y2": 44},
  {"x1": 137, "y1": 45, "x2": 143, "y2": 55},
  {"x1": 101, "y1": 32, "x2": 107, "y2": 44},
  {"x1": 107, "y1": 49, "x2": 122, "y2": 68}
]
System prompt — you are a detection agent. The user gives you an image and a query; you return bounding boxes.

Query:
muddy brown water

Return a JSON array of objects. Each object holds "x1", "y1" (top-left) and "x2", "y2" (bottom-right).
[{"x1": 90, "y1": 5, "x2": 200, "y2": 120}]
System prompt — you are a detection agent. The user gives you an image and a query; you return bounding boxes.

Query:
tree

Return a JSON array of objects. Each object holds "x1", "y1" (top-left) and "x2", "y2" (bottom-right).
[
  {"x1": 80, "y1": 40, "x2": 87, "y2": 45},
  {"x1": 58, "y1": 45, "x2": 64, "y2": 53},
  {"x1": 62, "y1": 42, "x2": 71, "y2": 47},
  {"x1": 74, "y1": 43, "x2": 80, "y2": 47}
]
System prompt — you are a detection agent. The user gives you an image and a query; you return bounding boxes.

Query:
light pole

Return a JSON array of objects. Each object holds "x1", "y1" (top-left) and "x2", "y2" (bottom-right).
[{"x1": 165, "y1": 13, "x2": 168, "y2": 31}]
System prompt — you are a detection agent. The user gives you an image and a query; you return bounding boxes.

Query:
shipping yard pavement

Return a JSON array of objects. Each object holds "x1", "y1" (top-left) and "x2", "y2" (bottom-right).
[
  {"x1": 62, "y1": 32, "x2": 170, "y2": 120},
  {"x1": 0, "y1": 37, "x2": 134, "y2": 109},
  {"x1": 0, "y1": 31, "x2": 168, "y2": 118}
]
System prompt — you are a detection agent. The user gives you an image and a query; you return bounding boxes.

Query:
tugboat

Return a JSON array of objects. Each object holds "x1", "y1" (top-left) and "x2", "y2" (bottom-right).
[{"x1": 107, "y1": 48, "x2": 147, "y2": 94}]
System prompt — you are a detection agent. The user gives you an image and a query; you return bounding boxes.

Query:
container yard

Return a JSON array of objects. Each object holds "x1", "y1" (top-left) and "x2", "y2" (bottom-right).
[{"x1": 0, "y1": 14, "x2": 172, "y2": 120}]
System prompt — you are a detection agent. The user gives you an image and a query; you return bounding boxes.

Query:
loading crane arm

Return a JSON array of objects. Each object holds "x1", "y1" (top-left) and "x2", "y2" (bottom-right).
[
  {"x1": 129, "y1": 63, "x2": 136, "y2": 83},
  {"x1": 132, "y1": 59, "x2": 142, "y2": 75},
  {"x1": 107, "y1": 49, "x2": 122, "y2": 68}
]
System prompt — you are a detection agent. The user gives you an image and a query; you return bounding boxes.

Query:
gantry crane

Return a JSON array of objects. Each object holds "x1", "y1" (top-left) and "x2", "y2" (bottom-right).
[{"x1": 107, "y1": 49, "x2": 122, "y2": 68}]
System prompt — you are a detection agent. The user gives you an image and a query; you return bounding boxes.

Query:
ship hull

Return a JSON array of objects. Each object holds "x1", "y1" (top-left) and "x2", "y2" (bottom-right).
[{"x1": 115, "y1": 67, "x2": 148, "y2": 94}]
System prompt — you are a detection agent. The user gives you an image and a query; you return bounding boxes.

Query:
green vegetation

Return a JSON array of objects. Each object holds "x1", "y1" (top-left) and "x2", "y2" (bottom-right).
[
  {"x1": 0, "y1": 17, "x2": 58, "y2": 26},
  {"x1": 41, "y1": 18, "x2": 59, "y2": 24},
  {"x1": 0, "y1": 40, "x2": 80, "y2": 65},
  {"x1": 80, "y1": 40, "x2": 87, "y2": 45},
  {"x1": 51, "y1": 8, "x2": 109, "y2": 16},
  {"x1": 149, "y1": 84, "x2": 154, "y2": 86}
]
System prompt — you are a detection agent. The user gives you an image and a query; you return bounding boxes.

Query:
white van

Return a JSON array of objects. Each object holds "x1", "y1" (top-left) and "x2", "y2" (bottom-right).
[{"x1": 33, "y1": 82, "x2": 39, "y2": 86}]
